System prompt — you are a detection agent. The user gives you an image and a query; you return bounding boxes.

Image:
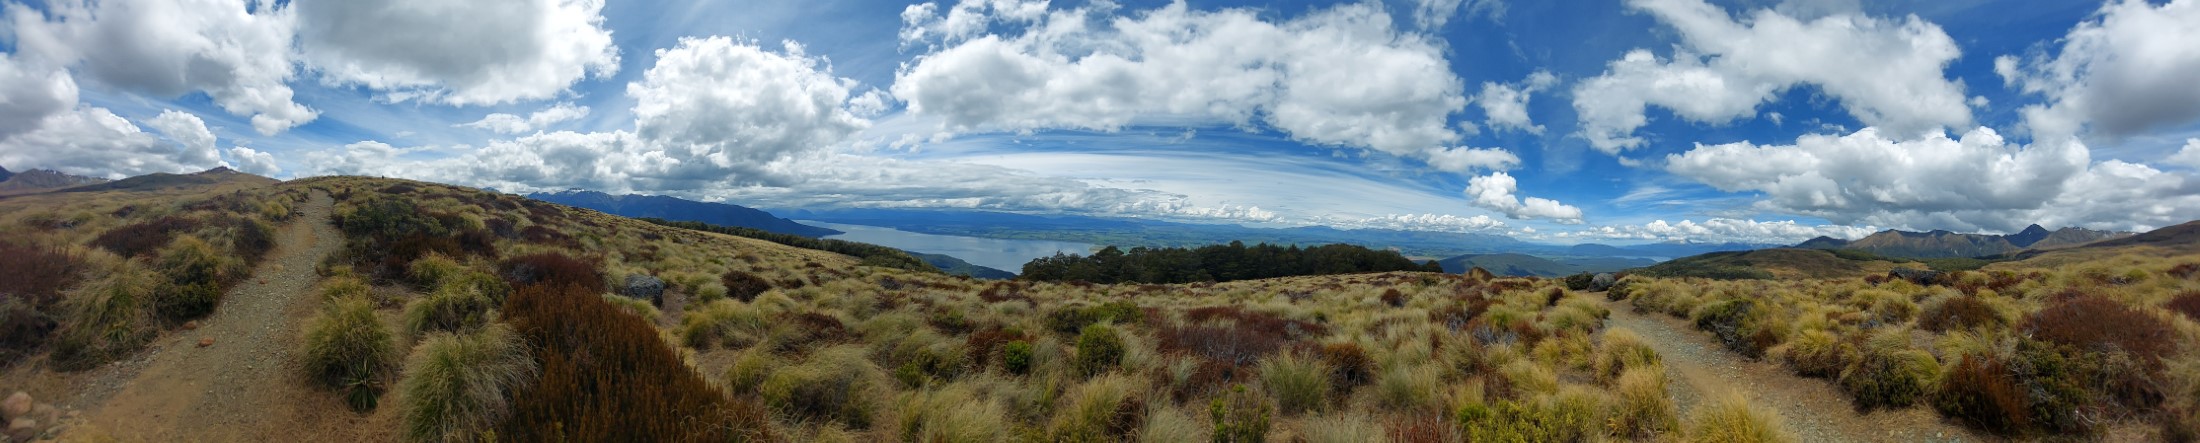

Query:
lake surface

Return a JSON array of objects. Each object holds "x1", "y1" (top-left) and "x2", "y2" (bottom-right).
[{"x1": 800, "y1": 220, "x2": 1098, "y2": 273}]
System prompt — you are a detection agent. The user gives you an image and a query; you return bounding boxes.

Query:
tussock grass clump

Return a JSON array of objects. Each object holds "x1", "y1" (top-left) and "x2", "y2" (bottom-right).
[
  {"x1": 1259, "y1": 351, "x2": 1329, "y2": 415},
  {"x1": 719, "y1": 269, "x2": 773, "y2": 303},
  {"x1": 397, "y1": 324, "x2": 536, "y2": 443},
  {"x1": 52, "y1": 266, "x2": 159, "y2": 370},
  {"x1": 1685, "y1": 393, "x2": 1794, "y2": 443},
  {"x1": 1047, "y1": 301, "x2": 1142, "y2": 335},
  {"x1": 497, "y1": 252, "x2": 604, "y2": 294},
  {"x1": 676, "y1": 299, "x2": 768, "y2": 349},
  {"x1": 1593, "y1": 328, "x2": 1661, "y2": 383},
  {"x1": 499, "y1": 284, "x2": 774, "y2": 441},
  {"x1": 1454, "y1": 388, "x2": 1602, "y2": 442},
  {"x1": 1052, "y1": 373, "x2": 1147, "y2": 442},
  {"x1": 1777, "y1": 328, "x2": 1846, "y2": 378},
  {"x1": 302, "y1": 295, "x2": 400, "y2": 411},
  {"x1": 406, "y1": 254, "x2": 468, "y2": 290},
  {"x1": 92, "y1": 215, "x2": 196, "y2": 258},
  {"x1": 1609, "y1": 367, "x2": 1677, "y2": 439},
  {"x1": 1300, "y1": 412, "x2": 1382, "y2": 443},
  {"x1": 762, "y1": 345, "x2": 888, "y2": 428},
  {"x1": 402, "y1": 284, "x2": 497, "y2": 337},
  {"x1": 152, "y1": 235, "x2": 234, "y2": 322},
  {"x1": 1317, "y1": 342, "x2": 1374, "y2": 392},
  {"x1": 893, "y1": 383, "x2": 1008, "y2": 443},
  {"x1": 1074, "y1": 323, "x2": 1126, "y2": 377}
]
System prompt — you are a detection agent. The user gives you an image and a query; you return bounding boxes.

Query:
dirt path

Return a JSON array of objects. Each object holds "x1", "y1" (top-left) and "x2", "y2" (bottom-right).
[
  {"x1": 1594, "y1": 296, "x2": 1986, "y2": 443},
  {"x1": 62, "y1": 190, "x2": 396, "y2": 441}
]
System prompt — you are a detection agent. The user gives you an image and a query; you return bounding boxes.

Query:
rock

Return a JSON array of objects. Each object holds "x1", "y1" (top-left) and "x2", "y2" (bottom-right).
[
  {"x1": 619, "y1": 274, "x2": 665, "y2": 305},
  {"x1": 182, "y1": 320, "x2": 200, "y2": 330},
  {"x1": 1888, "y1": 268, "x2": 1946, "y2": 286},
  {"x1": 28, "y1": 405, "x2": 53, "y2": 424},
  {"x1": 6, "y1": 418, "x2": 33, "y2": 435},
  {"x1": 1590, "y1": 273, "x2": 1618, "y2": 292},
  {"x1": 198, "y1": 337, "x2": 215, "y2": 348},
  {"x1": 1, "y1": 392, "x2": 27, "y2": 420}
]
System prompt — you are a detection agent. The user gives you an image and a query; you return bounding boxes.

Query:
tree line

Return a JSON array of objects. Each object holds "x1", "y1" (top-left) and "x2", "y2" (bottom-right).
[{"x1": 1019, "y1": 241, "x2": 1442, "y2": 284}]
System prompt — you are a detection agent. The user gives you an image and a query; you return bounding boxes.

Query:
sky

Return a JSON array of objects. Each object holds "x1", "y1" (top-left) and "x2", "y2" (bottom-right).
[{"x1": 3, "y1": 0, "x2": 2200, "y2": 245}]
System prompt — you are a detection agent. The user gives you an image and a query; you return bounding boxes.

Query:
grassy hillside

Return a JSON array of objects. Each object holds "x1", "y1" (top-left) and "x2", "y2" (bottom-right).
[
  {"x1": 1436, "y1": 253, "x2": 1654, "y2": 277},
  {"x1": 1633, "y1": 248, "x2": 1913, "y2": 280},
  {"x1": 8, "y1": 173, "x2": 2195, "y2": 441}
]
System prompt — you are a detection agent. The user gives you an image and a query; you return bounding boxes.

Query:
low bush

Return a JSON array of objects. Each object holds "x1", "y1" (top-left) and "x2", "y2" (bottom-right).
[
  {"x1": 0, "y1": 241, "x2": 82, "y2": 362},
  {"x1": 1046, "y1": 301, "x2": 1142, "y2": 335},
  {"x1": 1917, "y1": 295, "x2": 2006, "y2": 332},
  {"x1": 1075, "y1": 324, "x2": 1127, "y2": 377},
  {"x1": 1685, "y1": 393, "x2": 1793, "y2": 443},
  {"x1": 1836, "y1": 331, "x2": 1940, "y2": 410},
  {"x1": 301, "y1": 296, "x2": 400, "y2": 411},
  {"x1": 1003, "y1": 340, "x2": 1035, "y2": 375},
  {"x1": 92, "y1": 215, "x2": 196, "y2": 258},
  {"x1": 1932, "y1": 355, "x2": 2030, "y2": 435},
  {"x1": 1380, "y1": 288, "x2": 1408, "y2": 307},
  {"x1": 397, "y1": 324, "x2": 536, "y2": 443},
  {"x1": 406, "y1": 254, "x2": 468, "y2": 290},
  {"x1": 1317, "y1": 342, "x2": 1374, "y2": 392},
  {"x1": 499, "y1": 284, "x2": 774, "y2": 441},
  {"x1": 152, "y1": 236, "x2": 233, "y2": 322},
  {"x1": 2166, "y1": 290, "x2": 2200, "y2": 323},
  {"x1": 761, "y1": 345, "x2": 887, "y2": 428},
  {"x1": 1374, "y1": 363, "x2": 1440, "y2": 412},
  {"x1": 719, "y1": 269, "x2": 772, "y2": 303},
  {"x1": 1259, "y1": 352, "x2": 1329, "y2": 415},
  {"x1": 498, "y1": 252, "x2": 604, "y2": 294},
  {"x1": 1691, "y1": 298, "x2": 1780, "y2": 359},
  {"x1": 2024, "y1": 292, "x2": 2177, "y2": 366},
  {"x1": 1778, "y1": 328, "x2": 1847, "y2": 378},
  {"x1": 1454, "y1": 390, "x2": 1600, "y2": 443}
]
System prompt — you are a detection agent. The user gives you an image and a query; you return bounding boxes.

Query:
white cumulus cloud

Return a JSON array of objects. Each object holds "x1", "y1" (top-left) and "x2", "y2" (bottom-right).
[
  {"x1": 893, "y1": 1, "x2": 1469, "y2": 158},
  {"x1": 6, "y1": 0, "x2": 316, "y2": 135},
  {"x1": 459, "y1": 102, "x2": 592, "y2": 134},
  {"x1": 1996, "y1": 0, "x2": 2200, "y2": 141},
  {"x1": 0, "y1": 53, "x2": 78, "y2": 140},
  {"x1": 1477, "y1": 70, "x2": 1557, "y2": 134},
  {"x1": 1465, "y1": 171, "x2": 1584, "y2": 223},
  {"x1": 0, "y1": 106, "x2": 226, "y2": 178},
  {"x1": 1560, "y1": 218, "x2": 1880, "y2": 244},
  {"x1": 1422, "y1": 146, "x2": 1521, "y2": 173},
  {"x1": 1571, "y1": 0, "x2": 1970, "y2": 153},
  {"x1": 227, "y1": 146, "x2": 281, "y2": 176},
  {"x1": 294, "y1": 0, "x2": 620, "y2": 105}
]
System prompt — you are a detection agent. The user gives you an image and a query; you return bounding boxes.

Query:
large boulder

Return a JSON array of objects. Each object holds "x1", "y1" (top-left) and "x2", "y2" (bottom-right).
[
  {"x1": 1590, "y1": 273, "x2": 1618, "y2": 292},
  {"x1": 620, "y1": 274, "x2": 666, "y2": 305},
  {"x1": 1, "y1": 392, "x2": 27, "y2": 421}
]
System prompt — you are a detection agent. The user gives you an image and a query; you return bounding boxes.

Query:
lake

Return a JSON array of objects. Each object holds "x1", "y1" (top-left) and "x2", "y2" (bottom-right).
[{"x1": 799, "y1": 220, "x2": 1098, "y2": 273}]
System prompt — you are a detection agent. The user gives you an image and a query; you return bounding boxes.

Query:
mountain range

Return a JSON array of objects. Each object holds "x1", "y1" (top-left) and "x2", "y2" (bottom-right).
[
  {"x1": 0, "y1": 166, "x2": 108, "y2": 195},
  {"x1": 1435, "y1": 253, "x2": 1656, "y2": 277},
  {"x1": 526, "y1": 190, "x2": 841, "y2": 238},
  {"x1": 1795, "y1": 224, "x2": 2130, "y2": 258}
]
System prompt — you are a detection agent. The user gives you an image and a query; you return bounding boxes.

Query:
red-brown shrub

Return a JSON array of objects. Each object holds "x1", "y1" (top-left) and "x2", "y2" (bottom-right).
[
  {"x1": 1385, "y1": 413, "x2": 1461, "y2": 443},
  {"x1": 1381, "y1": 288, "x2": 1407, "y2": 307},
  {"x1": 92, "y1": 215, "x2": 197, "y2": 258},
  {"x1": 1933, "y1": 356, "x2": 2030, "y2": 435},
  {"x1": 2023, "y1": 293, "x2": 2177, "y2": 367},
  {"x1": 773, "y1": 312, "x2": 850, "y2": 352},
  {"x1": 965, "y1": 327, "x2": 1026, "y2": 372},
  {"x1": 0, "y1": 241, "x2": 80, "y2": 362},
  {"x1": 518, "y1": 225, "x2": 577, "y2": 249},
  {"x1": 499, "y1": 253, "x2": 605, "y2": 294},
  {"x1": 1918, "y1": 295, "x2": 2007, "y2": 332},
  {"x1": 2168, "y1": 290, "x2": 2200, "y2": 322},
  {"x1": 1318, "y1": 342, "x2": 1374, "y2": 391},
  {"x1": 499, "y1": 284, "x2": 774, "y2": 441},
  {"x1": 719, "y1": 270, "x2": 772, "y2": 303}
]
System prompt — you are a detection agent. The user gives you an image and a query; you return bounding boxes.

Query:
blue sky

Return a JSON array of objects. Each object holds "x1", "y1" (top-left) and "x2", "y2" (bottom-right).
[{"x1": 4, "y1": 0, "x2": 2200, "y2": 244}]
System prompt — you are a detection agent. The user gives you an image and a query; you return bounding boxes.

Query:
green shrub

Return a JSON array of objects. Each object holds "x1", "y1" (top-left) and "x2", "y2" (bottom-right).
[
  {"x1": 402, "y1": 284, "x2": 496, "y2": 338},
  {"x1": 1837, "y1": 331, "x2": 1939, "y2": 410},
  {"x1": 1685, "y1": 393, "x2": 1793, "y2": 443},
  {"x1": 1074, "y1": 324, "x2": 1126, "y2": 377},
  {"x1": 1374, "y1": 363, "x2": 1440, "y2": 411},
  {"x1": 398, "y1": 324, "x2": 536, "y2": 443},
  {"x1": 1316, "y1": 342, "x2": 1374, "y2": 392},
  {"x1": 1917, "y1": 295, "x2": 2006, "y2": 332},
  {"x1": 1003, "y1": 340, "x2": 1035, "y2": 375},
  {"x1": 1455, "y1": 390, "x2": 1600, "y2": 443},
  {"x1": 407, "y1": 254, "x2": 467, "y2": 290},
  {"x1": 1778, "y1": 328, "x2": 1848, "y2": 378},
  {"x1": 761, "y1": 345, "x2": 886, "y2": 428},
  {"x1": 1210, "y1": 385, "x2": 1270, "y2": 443},
  {"x1": 1048, "y1": 301, "x2": 1143, "y2": 335},
  {"x1": 302, "y1": 295, "x2": 399, "y2": 411},
  {"x1": 1258, "y1": 352, "x2": 1329, "y2": 415},
  {"x1": 152, "y1": 235, "x2": 232, "y2": 322}
]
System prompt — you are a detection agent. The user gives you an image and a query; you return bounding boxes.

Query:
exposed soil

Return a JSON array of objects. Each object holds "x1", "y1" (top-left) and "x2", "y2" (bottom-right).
[
  {"x1": 1594, "y1": 295, "x2": 1989, "y2": 443},
  {"x1": 55, "y1": 190, "x2": 397, "y2": 441}
]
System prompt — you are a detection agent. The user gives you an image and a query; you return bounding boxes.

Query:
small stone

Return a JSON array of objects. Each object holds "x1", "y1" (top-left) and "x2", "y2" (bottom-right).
[
  {"x1": 198, "y1": 337, "x2": 215, "y2": 348},
  {"x1": 1, "y1": 392, "x2": 28, "y2": 420},
  {"x1": 182, "y1": 320, "x2": 200, "y2": 330},
  {"x1": 6, "y1": 417, "x2": 33, "y2": 433},
  {"x1": 259, "y1": 278, "x2": 268, "y2": 284}
]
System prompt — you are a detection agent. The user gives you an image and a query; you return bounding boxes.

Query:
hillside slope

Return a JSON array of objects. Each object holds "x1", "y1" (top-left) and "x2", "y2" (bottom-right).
[
  {"x1": 1437, "y1": 253, "x2": 1654, "y2": 277},
  {"x1": 527, "y1": 189, "x2": 839, "y2": 237},
  {"x1": 1633, "y1": 248, "x2": 1910, "y2": 280}
]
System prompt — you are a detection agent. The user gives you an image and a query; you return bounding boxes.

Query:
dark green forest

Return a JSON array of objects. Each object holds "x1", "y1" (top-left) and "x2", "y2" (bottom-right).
[{"x1": 1018, "y1": 241, "x2": 1441, "y2": 284}]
